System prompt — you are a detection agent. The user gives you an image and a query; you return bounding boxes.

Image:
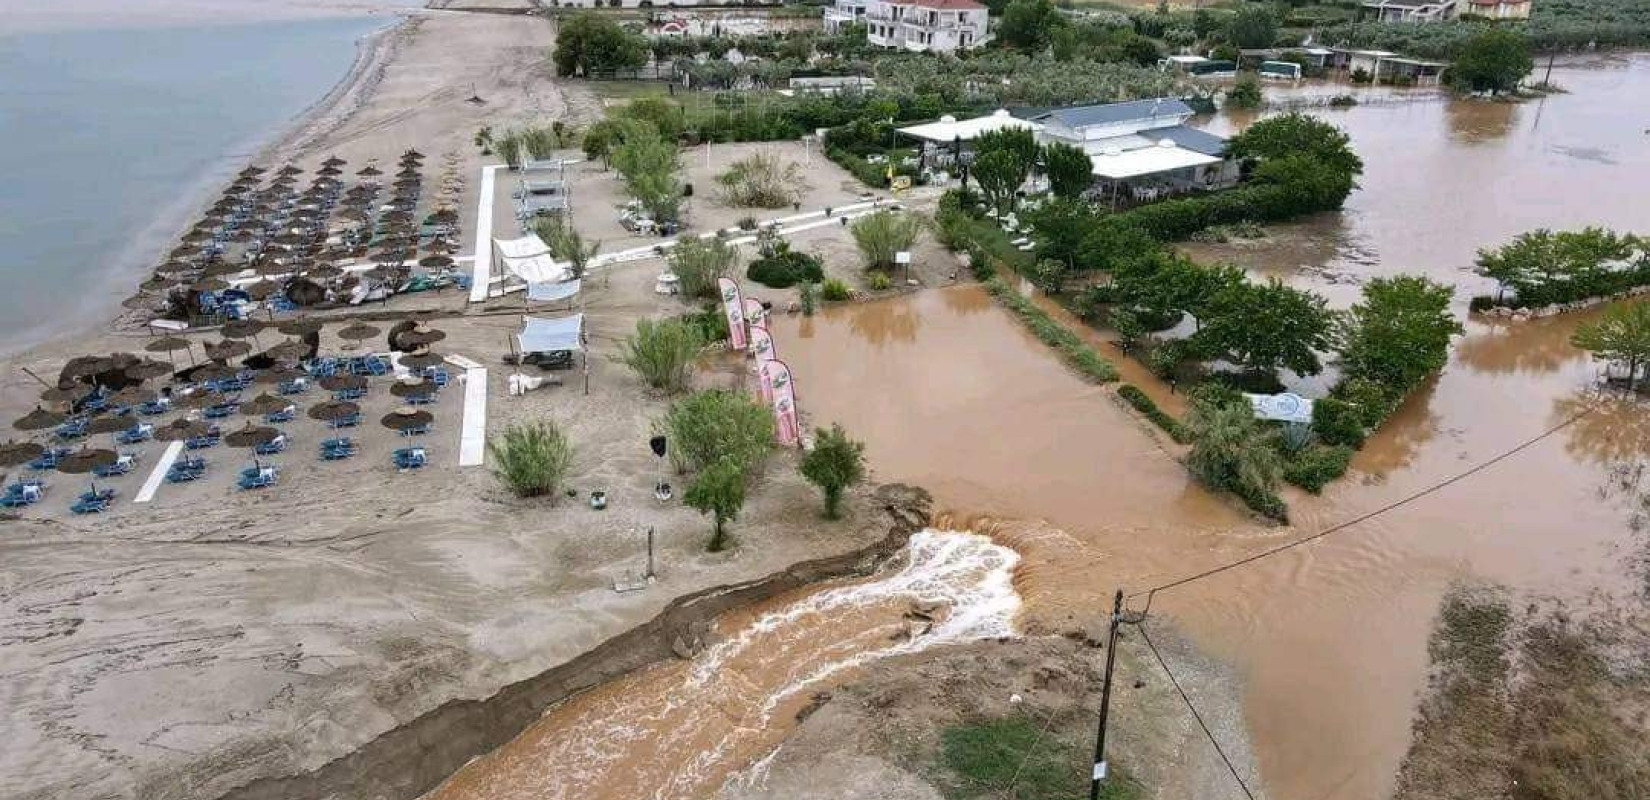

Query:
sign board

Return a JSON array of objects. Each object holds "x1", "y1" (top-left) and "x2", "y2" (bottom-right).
[
  {"x1": 1245, "y1": 392, "x2": 1314, "y2": 424},
  {"x1": 894, "y1": 251, "x2": 912, "y2": 265},
  {"x1": 891, "y1": 175, "x2": 912, "y2": 192}
]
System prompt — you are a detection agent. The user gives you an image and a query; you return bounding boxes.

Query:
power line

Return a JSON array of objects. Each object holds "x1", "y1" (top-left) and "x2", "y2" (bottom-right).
[
  {"x1": 1131, "y1": 406, "x2": 1593, "y2": 610},
  {"x1": 1137, "y1": 621, "x2": 1257, "y2": 800}
]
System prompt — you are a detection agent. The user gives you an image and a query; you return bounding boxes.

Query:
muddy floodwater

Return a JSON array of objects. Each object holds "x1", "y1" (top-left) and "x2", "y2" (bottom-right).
[{"x1": 771, "y1": 54, "x2": 1650, "y2": 800}]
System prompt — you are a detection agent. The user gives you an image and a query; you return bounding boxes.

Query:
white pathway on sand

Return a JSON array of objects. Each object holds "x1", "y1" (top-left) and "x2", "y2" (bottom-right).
[
  {"x1": 446, "y1": 354, "x2": 487, "y2": 467},
  {"x1": 134, "y1": 441, "x2": 184, "y2": 503},
  {"x1": 469, "y1": 164, "x2": 504, "y2": 303}
]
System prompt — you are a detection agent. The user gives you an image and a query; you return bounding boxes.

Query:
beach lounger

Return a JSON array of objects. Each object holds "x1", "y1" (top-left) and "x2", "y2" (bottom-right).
[
  {"x1": 116, "y1": 422, "x2": 155, "y2": 445},
  {"x1": 320, "y1": 438, "x2": 358, "y2": 461},
  {"x1": 308, "y1": 358, "x2": 341, "y2": 378},
  {"x1": 393, "y1": 447, "x2": 427, "y2": 471},
  {"x1": 166, "y1": 461, "x2": 206, "y2": 483},
  {"x1": 277, "y1": 379, "x2": 310, "y2": 396},
  {"x1": 253, "y1": 434, "x2": 289, "y2": 456},
  {"x1": 203, "y1": 403, "x2": 238, "y2": 419},
  {"x1": 423, "y1": 367, "x2": 450, "y2": 388},
  {"x1": 237, "y1": 466, "x2": 278, "y2": 491},
  {"x1": 350, "y1": 357, "x2": 389, "y2": 377},
  {"x1": 92, "y1": 453, "x2": 138, "y2": 478},
  {"x1": 55, "y1": 420, "x2": 88, "y2": 441},
  {"x1": 265, "y1": 406, "x2": 297, "y2": 424},
  {"x1": 137, "y1": 398, "x2": 173, "y2": 416},
  {"x1": 78, "y1": 487, "x2": 116, "y2": 504},
  {"x1": 82, "y1": 394, "x2": 109, "y2": 413},
  {"x1": 2, "y1": 481, "x2": 45, "y2": 507},
  {"x1": 333, "y1": 387, "x2": 367, "y2": 402},
  {"x1": 405, "y1": 393, "x2": 436, "y2": 406},
  {"x1": 29, "y1": 447, "x2": 70, "y2": 471},
  {"x1": 71, "y1": 495, "x2": 111, "y2": 514},
  {"x1": 328, "y1": 412, "x2": 362, "y2": 429},
  {"x1": 398, "y1": 423, "x2": 431, "y2": 437}
]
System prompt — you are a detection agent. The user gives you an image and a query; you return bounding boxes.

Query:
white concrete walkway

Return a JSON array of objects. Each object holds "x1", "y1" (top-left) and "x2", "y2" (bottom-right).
[
  {"x1": 469, "y1": 164, "x2": 504, "y2": 303},
  {"x1": 446, "y1": 354, "x2": 487, "y2": 467},
  {"x1": 134, "y1": 441, "x2": 184, "y2": 503}
]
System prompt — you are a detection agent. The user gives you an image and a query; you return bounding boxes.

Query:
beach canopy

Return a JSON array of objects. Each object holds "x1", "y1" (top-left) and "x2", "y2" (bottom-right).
[
  {"x1": 40, "y1": 384, "x2": 91, "y2": 404},
  {"x1": 308, "y1": 400, "x2": 360, "y2": 421},
  {"x1": 0, "y1": 440, "x2": 46, "y2": 467},
  {"x1": 495, "y1": 235, "x2": 569, "y2": 284},
  {"x1": 898, "y1": 110, "x2": 1043, "y2": 144},
  {"x1": 399, "y1": 350, "x2": 444, "y2": 370},
  {"x1": 526, "y1": 279, "x2": 582, "y2": 304},
  {"x1": 225, "y1": 423, "x2": 279, "y2": 449},
  {"x1": 57, "y1": 448, "x2": 116, "y2": 475},
  {"x1": 241, "y1": 393, "x2": 291, "y2": 417},
  {"x1": 155, "y1": 418, "x2": 210, "y2": 442},
  {"x1": 14, "y1": 406, "x2": 65, "y2": 431},
  {"x1": 380, "y1": 407, "x2": 432, "y2": 431},
  {"x1": 517, "y1": 314, "x2": 584, "y2": 354},
  {"x1": 320, "y1": 374, "x2": 367, "y2": 391},
  {"x1": 390, "y1": 378, "x2": 436, "y2": 398}
]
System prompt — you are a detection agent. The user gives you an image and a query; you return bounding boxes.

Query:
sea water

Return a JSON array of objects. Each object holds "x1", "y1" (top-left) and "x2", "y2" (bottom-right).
[{"x1": 0, "y1": 14, "x2": 389, "y2": 354}]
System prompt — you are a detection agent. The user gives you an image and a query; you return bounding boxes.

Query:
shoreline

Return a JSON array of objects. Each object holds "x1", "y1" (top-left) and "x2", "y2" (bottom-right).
[{"x1": 0, "y1": 10, "x2": 415, "y2": 360}]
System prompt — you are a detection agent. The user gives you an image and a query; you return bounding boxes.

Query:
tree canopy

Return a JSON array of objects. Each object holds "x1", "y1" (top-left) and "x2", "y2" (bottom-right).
[
  {"x1": 554, "y1": 13, "x2": 647, "y2": 78},
  {"x1": 1571, "y1": 300, "x2": 1650, "y2": 390},
  {"x1": 1224, "y1": 7, "x2": 1278, "y2": 49},
  {"x1": 1228, "y1": 112, "x2": 1364, "y2": 180},
  {"x1": 800, "y1": 424, "x2": 866, "y2": 519},
  {"x1": 1193, "y1": 277, "x2": 1334, "y2": 376},
  {"x1": 1338, "y1": 275, "x2": 1463, "y2": 390},
  {"x1": 1448, "y1": 28, "x2": 1534, "y2": 94},
  {"x1": 999, "y1": 0, "x2": 1064, "y2": 50},
  {"x1": 1042, "y1": 142, "x2": 1094, "y2": 200}
]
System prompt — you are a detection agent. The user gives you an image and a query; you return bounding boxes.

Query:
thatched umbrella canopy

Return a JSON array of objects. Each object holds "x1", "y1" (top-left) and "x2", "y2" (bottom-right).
[
  {"x1": 191, "y1": 276, "x2": 230, "y2": 293},
  {"x1": 255, "y1": 365, "x2": 306, "y2": 385},
  {"x1": 139, "y1": 277, "x2": 176, "y2": 294},
  {"x1": 173, "y1": 389, "x2": 228, "y2": 410},
  {"x1": 308, "y1": 399, "x2": 360, "y2": 422},
  {"x1": 399, "y1": 350, "x2": 445, "y2": 371},
  {"x1": 276, "y1": 164, "x2": 304, "y2": 177},
  {"x1": 245, "y1": 279, "x2": 282, "y2": 300},
  {"x1": 337, "y1": 322, "x2": 380, "y2": 343},
  {"x1": 123, "y1": 359, "x2": 172, "y2": 381},
  {"x1": 108, "y1": 386, "x2": 158, "y2": 408},
  {"x1": 204, "y1": 340, "x2": 251, "y2": 361},
  {"x1": 145, "y1": 335, "x2": 195, "y2": 367},
  {"x1": 63, "y1": 356, "x2": 115, "y2": 379},
  {"x1": 221, "y1": 319, "x2": 266, "y2": 340},
  {"x1": 154, "y1": 418, "x2": 210, "y2": 442},
  {"x1": 14, "y1": 406, "x2": 65, "y2": 431},
  {"x1": 321, "y1": 155, "x2": 347, "y2": 167},
  {"x1": 380, "y1": 407, "x2": 433, "y2": 432},
  {"x1": 57, "y1": 448, "x2": 118, "y2": 494},
  {"x1": 0, "y1": 440, "x2": 46, "y2": 467},
  {"x1": 417, "y1": 255, "x2": 454, "y2": 269},
  {"x1": 40, "y1": 383, "x2": 91, "y2": 404},
  {"x1": 428, "y1": 208, "x2": 459, "y2": 225},
  {"x1": 319, "y1": 374, "x2": 367, "y2": 392},
  {"x1": 316, "y1": 165, "x2": 343, "y2": 177},
  {"x1": 238, "y1": 166, "x2": 267, "y2": 177},
  {"x1": 266, "y1": 339, "x2": 309, "y2": 362},
  {"x1": 357, "y1": 165, "x2": 383, "y2": 177},
  {"x1": 191, "y1": 362, "x2": 239, "y2": 384},
  {"x1": 179, "y1": 229, "x2": 214, "y2": 245},
  {"x1": 389, "y1": 378, "x2": 436, "y2": 399},
  {"x1": 275, "y1": 318, "x2": 322, "y2": 337},
  {"x1": 399, "y1": 323, "x2": 446, "y2": 347},
  {"x1": 240, "y1": 393, "x2": 292, "y2": 417},
  {"x1": 305, "y1": 265, "x2": 344, "y2": 281}
]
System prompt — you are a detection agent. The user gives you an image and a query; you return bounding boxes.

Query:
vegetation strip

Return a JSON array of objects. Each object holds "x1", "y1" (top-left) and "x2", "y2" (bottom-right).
[{"x1": 981, "y1": 276, "x2": 1118, "y2": 384}]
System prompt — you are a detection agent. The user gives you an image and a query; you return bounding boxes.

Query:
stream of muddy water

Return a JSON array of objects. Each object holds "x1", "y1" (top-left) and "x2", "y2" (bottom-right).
[{"x1": 422, "y1": 54, "x2": 1649, "y2": 800}]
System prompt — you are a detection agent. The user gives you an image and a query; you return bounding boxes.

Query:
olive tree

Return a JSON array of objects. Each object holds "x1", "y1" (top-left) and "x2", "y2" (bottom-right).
[{"x1": 799, "y1": 424, "x2": 866, "y2": 519}]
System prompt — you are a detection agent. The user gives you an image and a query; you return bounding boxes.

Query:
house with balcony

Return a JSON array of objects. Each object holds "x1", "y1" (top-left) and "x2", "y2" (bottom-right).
[
  {"x1": 857, "y1": 0, "x2": 991, "y2": 54},
  {"x1": 824, "y1": 0, "x2": 869, "y2": 33},
  {"x1": 1464, "y1": 0, "x2": 1531, "y2": 18},
  {"x1": 1359, "y1": 0, "x2": 1459, "y2": 22}
]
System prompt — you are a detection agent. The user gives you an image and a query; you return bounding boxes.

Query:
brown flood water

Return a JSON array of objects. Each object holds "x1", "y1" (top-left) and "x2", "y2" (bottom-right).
[
  {"x1": 768, "y1": 54, "x2": 1650, "y2": 800},
  {"x1": 422, "y1": 55, "x2": 1650, "y2": 800}
]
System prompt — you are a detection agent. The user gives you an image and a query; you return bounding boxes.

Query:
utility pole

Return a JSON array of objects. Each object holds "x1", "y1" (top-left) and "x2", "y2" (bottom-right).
[
  {"x1": 1089, "y1": 590, "x2": 1124, "y2": 800},
  {"x1": 1542, "y1": 51, "x2": 1556, "y2": 86}
]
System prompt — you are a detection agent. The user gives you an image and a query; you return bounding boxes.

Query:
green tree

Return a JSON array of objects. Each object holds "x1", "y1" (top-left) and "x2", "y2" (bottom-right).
[
  {"x1": 1337, "y1": 275, "x2": 1463, "y2": 390},
  {"x1": 1571, "y1": 301, "x2": 1650, "y2": 390},
  {"x1": 668, "y1": 236, "x2": 739, "y2": 300},
  {"x1": 616, "y1": 317, "x2": 704, "y2": 393},
  {"x1": 1224, "y1": 7, "x2": 1278, "y2": 49},
  {"x1": 799, "y1": 424, "x2": 866, "y2": 519},
  {"x1": 554, "y1": 13, "x2": 647, "y2": 77},
  {"x1": 1227, "y1": 74, "x2": 1264, "y2": 109},
  {"x1": 1041, "y1": 142, "x2": 1094, "y2": 200},
  {"x1": 999, "y1": 0, "x2": 1064, "y2": 50},
  {"x1": 1228, "y1": 112, "x2": 1364, "y2": 180},
  {"x1": 619, "y1": 96, "x2": 686, "y2": 141},
  {"x1": 532, "y1": 215, "x2": 599, "y2": 279},
  {"x1": 662, "y1": 389, "x2": 775, "y2": 474},
  {"x1": 685, "y1": 459, "x2": 747, "y2": 551},
  {"x1": 972, "y1": 127, "x2": 1039, "y2": 211},
  {"x1": 1474, "y1": 228, "x2": 1642, "y2": 306},
  {"x1": 850, "y1": 210, "x2": 923, "y2": 272},
  {"x1": 487, "y1": 421, "x2": 574, "y2": 499},
  {"x1": 1194, "y1": 277, "x2": 1333, "y2": 376},
  {"x1": 1448, "y1": 28, "x2": 1534, "y2": 95},
  {"x1": 612, "y1": 129, "x2": 683, "y2": 223},
  {"x1": 581, "y1": 116, "x2": 654, "y2": 167}
]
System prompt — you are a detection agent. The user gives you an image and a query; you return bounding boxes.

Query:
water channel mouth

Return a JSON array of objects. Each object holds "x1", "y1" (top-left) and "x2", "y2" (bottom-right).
[{"x1": 420, "y1": 530, "x2": 1022, "y2": 800}]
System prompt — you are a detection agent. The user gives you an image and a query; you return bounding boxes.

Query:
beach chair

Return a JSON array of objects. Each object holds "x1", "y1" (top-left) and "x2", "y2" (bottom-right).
[
  {"x1": 137, "y1": 398, "x2": 173, "y2": 416},
  {"x1": 333, "y1": 387, "x2": 367, "y2": 402},
  {"x1": 328, "y1": 411, "x2": 362, "y2": 429},
  {"x1": 253, "y1": 433, "x2": 289, "y2": 456},
  {"x1": 78, "y1": 487, "x2": 116, "y2": 504},
  {"x1": 308, "y1": 358, "x2": 340, "y2": 378},
  {"x1": 71, "y1": 495, "x2": 111, "y2": 514},
  {"x1": 264, "y1": 406, "x2": 296, "y2": 424},
  {"x1": 55, "y1": 419, "x2": 89, "y2": 442},
  {"x1": 398, "y1": 422, "x2": 431, "y2": 437},
  {"x1": 2, "y1": 480, "x2": 45, "y2": 508},
  {"x1": 405, "y1": 392, "x2": 436, "y2": 406},
  {"x1": 185, "y1": 426, "x2": 222, "y2": 450},
  {"x1": 351, "y1": 356, "x2": 389, "y2": 377},
  {"x1": 392, "y1": 447, "x2": 427, "y2": 471},
  {"x1": 320, "y1": 437, "x2": 358, "y2": 461},
  {"x1": 277, "y1": 378, "x2": 310, "y2": 396},
  {"x1": 166, "y1": 457, "x2": 207, "y2": 483},
  {"x1": 237, "y1": 466, "x2": 278, "y2": 491},
  {"x1": 92, "y1": 453, "x2": 137, "y2": 478},
  {"x1": 270, "y1": 296, "x2": 299, "y2": 314},
  {"x1": 116, "y1": 422, "x2": 155, "y2": 445},
  {"x1": 82, "y1": 394, "x2": 109, "y2": 413},
  {"x1": 423, "y1": 367, "x2": 450, "y2": 388},
  {"x1": 29, "y1": 446, "x2": 69, "y2": 471},
  {"x1": 203, "y1": 403, "x2": 238, "y2": 420}
]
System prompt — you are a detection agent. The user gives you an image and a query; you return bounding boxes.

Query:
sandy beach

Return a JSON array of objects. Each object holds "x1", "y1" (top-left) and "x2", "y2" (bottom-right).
[{"x1": 0, "y1": 7, "x2": 935, "y2": 800}]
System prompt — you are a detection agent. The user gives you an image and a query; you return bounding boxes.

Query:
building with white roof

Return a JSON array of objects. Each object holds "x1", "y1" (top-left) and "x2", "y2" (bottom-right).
[{"x1": 854, "y1": 0, "x2": 991, "y2": 53}]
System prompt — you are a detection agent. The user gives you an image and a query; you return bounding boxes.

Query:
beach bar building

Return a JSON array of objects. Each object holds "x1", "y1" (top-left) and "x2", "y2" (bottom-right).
[
  {"x1": 1028, "y1": 98, "x2": 1240, "y2": 201},
  {"x1": 896, "y1": 109, "x2": 1043, "y2": 178}
]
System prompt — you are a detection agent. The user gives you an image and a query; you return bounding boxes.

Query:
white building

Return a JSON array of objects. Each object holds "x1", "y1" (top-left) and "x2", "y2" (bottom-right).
[
  {"x1": 855, "y1": 0, "x2": 991, "y2": 54},
  {"x1": 1031, "y1": 98, "x2": 1240, "y2": 198},
  {"x1": 1360, "y1": 0, "x2": 1459, "y2": 23},
  {"x1": 823, "y1": 0, "x2": 870, "y2": 33}
]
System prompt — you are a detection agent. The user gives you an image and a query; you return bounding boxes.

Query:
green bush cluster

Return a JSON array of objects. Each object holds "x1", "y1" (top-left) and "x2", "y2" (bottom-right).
[
  {"x1": 1118, "y1": 384, "x2": 1191, "y2": 444},
  {"x1": 1473, "y1": 228, "x2": 1649, "y2": 310},
  {"x1": 1283, "y1": 444, "x2": 1354, "y2": 494},
  {"x1": 746, "y1": 244, "x2": 824, "y2": 289},
  {"x1": 487, "y1": 421, "x2": 575, "y2": 499},
  {"x1": 821, "y1": 278, "x2": 852, "y2": 302}
]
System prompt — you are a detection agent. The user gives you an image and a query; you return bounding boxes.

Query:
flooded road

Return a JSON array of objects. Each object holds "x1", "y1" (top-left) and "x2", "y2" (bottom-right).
[
  {"x1": 421, "y1": 532, "x2": 1021, "y2": 800},
  {"x1": 771, "y1": 54, "x2": 1650, "y2": 800}
]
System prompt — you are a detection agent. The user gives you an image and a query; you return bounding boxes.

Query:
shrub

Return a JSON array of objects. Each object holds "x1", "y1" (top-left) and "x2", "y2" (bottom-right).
[
  {"x1": 663, "y1": 389, "x2": 775, "y2": 475},
  {"x1": 1310, "y1": 397, "x2": 1366, "y2": 448},
  {"x1": 983, "y1": 276, "x2": 1119, "y2": 382},
  {"x1": 616, "y1": 317, "x2": 703, "y2": 393},
  {"x1": 486, "y1": 421, "x2": 574, "y2": 499},
  {"x1": 685, "y1": 459, "x2": 746, "y2": 552},
  {"x1": 1283, "y1": 444, "x2": 1354, "y2": 493},
  {"x1": 798, "y1": 281, "x2": 818, "y2": 316},
  {"x1": 669, "y1": 236, "x2": 739, "y2": 300},
  {"x1": 868, "y1": 272, "x2": 893, "y2": 291},
  {"x1": 1118, "y1": 384, "x2": 1191, "y2": 444},
  {"x1": 851, "y1": 210, "x2": 923, "y2": 272},
  {"x1": 800, "y1": 423, "x2": 866, "y2": 519},
  {"x1": 679, "y1": 306, "x2": 730, "y2": 343},
  {"x1": 1187, "y1": 398, "x2": 1288, "y2": 522},
  {"x1": 821, "y1": 278, "x2": 852, "y2": 301},
  {"x1": 1333, "y1": 376, "x2": 1400, "y2": 429},
  {"x1": 717, "y1": 151, "x2": 806, "y2": 208},
  {"x1": 746, "y1": 243, "x2": 824, "y2": 288}
]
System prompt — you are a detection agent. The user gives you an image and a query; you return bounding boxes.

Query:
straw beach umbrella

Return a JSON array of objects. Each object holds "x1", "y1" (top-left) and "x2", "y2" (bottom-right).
[
  {"x1": 399, "y1": 350, "x2": 444, "y2": 371},
  {"x1": 337, "y1": 323, "x2": 380, "y2": 348},
  {"x1": 380, "y1": 407, "x2": 432, "y2": 432},
  {"x1": 62, "y1": 356, "x2": 115, "y2": 380},
  {"x1": 107, "y1": 386, "x2": 157, "y2": 409},
  {"x1": 124, "y1": 359, "x2": 173, "y2": 381},
  {"x1": 190, "y1": 362, "x2": 238, "y2": 384},
  {"x1": 204, "y1": 340, "x2": 251, "y2": 362},
  {"x1": 172, "y1": 390, "x2": 226, "y2": 411},
  {"x1": 0, "y1": 440, "x2": 46, "y2": 467},
  {"x1": 57, "y1": 447, "x2": 118, "y2": 497},
  {"x1": 399, "y1": 323, "x2": 446, "y2": 347},
  {"x1": 308, "y1": 399, "x2": 360, "y2": 422},
  {"x1": 40, "y1": 384, "x2": 91, "y2": 404},
  {"x1": 255, "y1": 365, "x2": 305, "y2": 385},
  {"x1": 240, "y1": 393, "x2": 292, "y2": 418},
  {"x1": 224, "y1": 423, "x2": 279, "y2": 469},
  {"x1": 154, "y1": 418, "x2": 210, "y2": 443},
  {"x1": 84, "y1": 415, "x2": 131, "y2": 448},
  {"x1": 14, "y1": 406, "x2": 65, "y2": 432},
  {"x1": 266, "y1": 339, "x2": 309, "y2": 363},
  {"x1": 145, "y1": 335, "x2": 195, "y2": 367},
  {"x1": 319, "y1": 374, "x2": 367, "y2": 392},
  {"x1": 276, "y1": 318, "x2": 322, "y2": 337},
  {"x1": 389, "y1": 377, "x2": 436, "y2": 399}
]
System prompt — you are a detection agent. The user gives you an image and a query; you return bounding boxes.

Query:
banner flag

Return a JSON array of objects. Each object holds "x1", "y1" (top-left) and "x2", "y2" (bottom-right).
[
  {"x1": 718, "y1": 277, "x2": 747, "y2": 350},
  {"x1": 763, "y1": 359, "x2": 800, "y2": 446}
]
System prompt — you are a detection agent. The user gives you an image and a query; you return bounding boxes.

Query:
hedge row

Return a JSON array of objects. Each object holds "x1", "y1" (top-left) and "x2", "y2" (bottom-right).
[
  {"x1": 982, "y1": 276, "x2": 1119, "y2": 383},
  {"x1": 1117, "y1": 384, "x2": 1191, "y2": 444}
]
